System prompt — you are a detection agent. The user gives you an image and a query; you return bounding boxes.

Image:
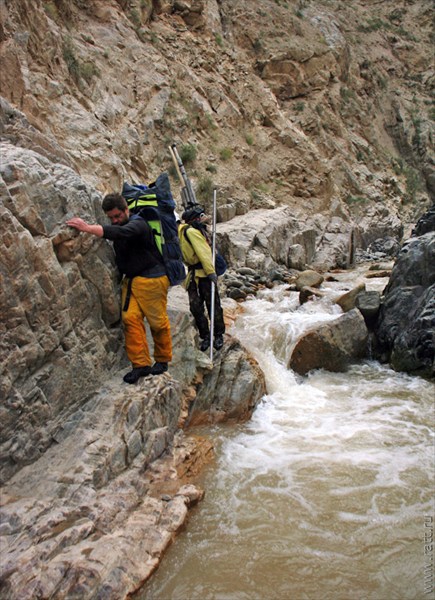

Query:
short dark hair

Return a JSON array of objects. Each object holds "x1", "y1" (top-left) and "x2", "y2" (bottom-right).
[{"x1": 102, "y1": 193, "x2": 128, "y2": 212}]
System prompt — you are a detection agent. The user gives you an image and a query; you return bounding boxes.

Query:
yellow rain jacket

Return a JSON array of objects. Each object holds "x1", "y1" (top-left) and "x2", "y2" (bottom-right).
[{"x1": 178, "y1": 223, "x2": 215, "y2": 287}]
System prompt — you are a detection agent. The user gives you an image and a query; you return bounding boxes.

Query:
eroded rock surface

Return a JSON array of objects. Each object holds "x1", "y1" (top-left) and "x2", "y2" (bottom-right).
[{"x1": 0, "y1": 372, "x2": 208, "y2": 599}]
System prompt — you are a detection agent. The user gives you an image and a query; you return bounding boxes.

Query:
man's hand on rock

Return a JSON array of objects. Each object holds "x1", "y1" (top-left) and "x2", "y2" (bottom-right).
[
  {"x1": 67, "y1": 218, "x2": 103, "y2": 237},
  {"x1": 67, "y1": 217, "x2": 89, "y2": 232}
]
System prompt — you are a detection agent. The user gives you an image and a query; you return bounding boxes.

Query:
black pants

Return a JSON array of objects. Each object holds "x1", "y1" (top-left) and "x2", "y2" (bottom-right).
[{"x1": 187, "y1": 276, "x2": 225, "y2": 340}]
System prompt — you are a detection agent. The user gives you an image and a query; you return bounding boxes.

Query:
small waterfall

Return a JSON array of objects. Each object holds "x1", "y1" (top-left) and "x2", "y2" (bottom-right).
[{"x1": 142, "y1": 280, "x2": 435, "y2": 600}]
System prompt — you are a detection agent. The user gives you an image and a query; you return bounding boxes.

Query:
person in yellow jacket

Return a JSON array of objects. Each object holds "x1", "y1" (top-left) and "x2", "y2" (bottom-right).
[{"x1": 178, "y1": 206, "x2": 225, "y2": 352}]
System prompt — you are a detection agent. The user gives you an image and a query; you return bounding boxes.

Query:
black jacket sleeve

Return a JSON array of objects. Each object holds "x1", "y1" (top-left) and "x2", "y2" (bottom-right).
[{"x1": 102, "y1": 217, "x2": 154, "y2": 242}]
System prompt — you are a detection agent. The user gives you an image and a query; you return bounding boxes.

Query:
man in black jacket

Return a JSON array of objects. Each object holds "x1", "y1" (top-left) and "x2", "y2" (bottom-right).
[{"x1": 67, "y1": 193, "x2": 172, "y2": 383}]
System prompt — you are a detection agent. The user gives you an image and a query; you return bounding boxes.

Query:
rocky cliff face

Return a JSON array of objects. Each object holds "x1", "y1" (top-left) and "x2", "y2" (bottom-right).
[{"x1": 1, "y1": 0, "x2": 432, "y2": 215}]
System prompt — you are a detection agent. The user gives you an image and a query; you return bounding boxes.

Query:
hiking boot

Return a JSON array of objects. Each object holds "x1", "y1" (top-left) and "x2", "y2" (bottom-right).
[
  {"x1": 199, "y1": 336, "x2": 210, "y2": 352},
  {"x1": 123, "y1": 366, "x2": 152, "y2": 384},
  {"x1": 151, "y1": 362, "x2": 168, "y2": 376},
  {"x1": 213, "y1": 335, "x2": 224, "y2": 351}
]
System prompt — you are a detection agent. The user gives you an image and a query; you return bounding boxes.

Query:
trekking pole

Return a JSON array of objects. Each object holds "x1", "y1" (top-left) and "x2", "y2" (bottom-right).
[
  {"x1": 169, "y1": 143, "x2": 198, "y2": 208},
  {"x1": 209, "y1": 188, "x2": 217, "y2": 362}
]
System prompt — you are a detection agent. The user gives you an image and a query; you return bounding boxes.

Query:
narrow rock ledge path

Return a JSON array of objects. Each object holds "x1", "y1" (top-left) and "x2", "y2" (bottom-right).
[{"x1": 0, "y1": 372, "x2": 213, "y2": 599}]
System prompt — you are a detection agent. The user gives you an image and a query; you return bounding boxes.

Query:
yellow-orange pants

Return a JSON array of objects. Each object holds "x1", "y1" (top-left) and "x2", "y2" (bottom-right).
[{"x1": 121, "y1": 275, "x2": 172, "y2": 367}]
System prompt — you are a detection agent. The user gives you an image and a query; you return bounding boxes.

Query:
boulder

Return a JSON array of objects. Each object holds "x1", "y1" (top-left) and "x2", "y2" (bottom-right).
[
  {"x1": 289, "y1": 309, "x2": 369, "y2": 375},
  {"x1": 335, "y1": 283, "x2": 366, "y2": 312},
  {"x1": 353, "y1": 205, "x2": 404, "y2": 250},
  {"x1": 374, "y1": 206, "x2": 435, "y2": 378},
  {"x1": 299, "y1": 286, "x2": 324, "y2": 305},
  {"x1": 367, "y1": 236, "x2": 401, "y2": 258},
  {"x1": 295, "y1": 269, "x2": 324, "y2": 290},
  {"x1": 217, "y1": 207, "x2": 317, "y2": 270},
  {"x1": 188, "y1": 338, "x2": 267, "y2": 424},
  {"x1": 355, "y1": 290, "x2": 382, "y2": 327},
  {"x1": 217, "y1": 202, "x2": 237, "y2": 222},
  {"x1": 287, "y1": 243, "x2": 307, "y2": 270},
  {"x1": 308, "y1": 217, "x2": 354, "y2": 270}
]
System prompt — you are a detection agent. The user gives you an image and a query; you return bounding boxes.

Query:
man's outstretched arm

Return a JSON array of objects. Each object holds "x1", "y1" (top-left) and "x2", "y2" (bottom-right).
[{"x1": 67, "y1": 217, "x2": 104, "y2": 238}]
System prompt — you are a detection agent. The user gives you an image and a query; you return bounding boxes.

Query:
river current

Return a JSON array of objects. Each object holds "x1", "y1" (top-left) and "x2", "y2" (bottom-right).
[{"x1": 142, "y1": 271, "x2": 435, "y2": 600}]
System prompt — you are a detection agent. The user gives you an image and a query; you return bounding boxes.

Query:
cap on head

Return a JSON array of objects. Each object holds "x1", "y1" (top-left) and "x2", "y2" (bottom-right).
[{"x1": 182, "y1": 205, "x2": 205, "y2": 223}]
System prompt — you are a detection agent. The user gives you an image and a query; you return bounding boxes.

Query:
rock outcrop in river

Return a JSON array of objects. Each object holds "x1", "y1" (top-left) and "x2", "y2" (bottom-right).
[{"x1": 374, "y1": 206, "x2": 435, "y2": 378}]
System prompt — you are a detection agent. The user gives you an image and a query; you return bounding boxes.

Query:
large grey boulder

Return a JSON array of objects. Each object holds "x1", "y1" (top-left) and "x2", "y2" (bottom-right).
[
  {"x1": 289, "y1": 309, "x2": 369, "y2": 375},
  {"x1": 374, "y1": 208, "x2": 435, "y2": 378},
  {"x1": 188, "y1": 338, "x2": 267, "y2": 424}
]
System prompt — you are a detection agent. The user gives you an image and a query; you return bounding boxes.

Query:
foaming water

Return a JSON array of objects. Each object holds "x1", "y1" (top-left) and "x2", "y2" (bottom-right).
[{"x1": 142, "y1": 284, "x2": 434, "y2": 600}]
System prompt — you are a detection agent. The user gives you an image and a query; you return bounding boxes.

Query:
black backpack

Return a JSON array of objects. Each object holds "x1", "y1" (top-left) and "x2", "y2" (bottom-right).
[{"x1": 122, "y1": 173, "x2": 186, "y2": 286}]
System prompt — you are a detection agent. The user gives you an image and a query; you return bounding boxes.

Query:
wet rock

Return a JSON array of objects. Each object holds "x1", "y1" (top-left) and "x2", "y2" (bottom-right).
[
  {"x1": 411, "y1": 204, "x2": 435, "y2": 236},
  {"x1": 228, "y1": 288, "x2": 247, "y2": 301},
  {"x1": 299, "y1": 286, "x2": 324, "y2": 305},
  {"x1": 188, "y1": 338, "x2": 266, "y2": 424},
  {"x1": 241, "y1": 284, "x2": 257, "y2": 295},
  {"x1": 365, "y1": 270, "x2": 392, "y2": 279},
  {"x1": 374, "y1": 218, "x2": 435, "y2": 377},
  {"x1": 355, "y1": 291, "x2": 382, "y2": 328},
  {"x1": 269, "y1": 269, "x2": 284, "y2": 282},
  {"x1": 225, "y1": 277, "x2": 243, "y2": 288},
  {"x1": 295, "y1": 269, "x2": 324, "y2": 290},
  {"x1": 237, "y1": 267, "x2": 257, "y2": 277},
  {"x1": 289, "y1": 309, "x2": 369, "y2": 375},
  {"x1": 335, "y1": 283, "x2": 366, "y2": 312}
]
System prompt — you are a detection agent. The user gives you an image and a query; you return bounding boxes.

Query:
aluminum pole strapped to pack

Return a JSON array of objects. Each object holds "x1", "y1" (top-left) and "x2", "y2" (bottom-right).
[{"x1": 169, "y1": 144, "x2": 198, "y2": 208}]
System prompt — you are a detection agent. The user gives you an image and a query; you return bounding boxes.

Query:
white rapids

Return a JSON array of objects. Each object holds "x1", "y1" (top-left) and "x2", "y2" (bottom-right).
[{"x1": 142, "y1": 279, "x2": 435, "y2": 600}]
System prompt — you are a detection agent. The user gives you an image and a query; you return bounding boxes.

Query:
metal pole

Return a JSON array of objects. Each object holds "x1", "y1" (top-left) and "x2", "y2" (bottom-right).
[
  {"x1": 170, "y1": 143, "x2": 198, "y2": 207},
  {"x1": 209, "y1": 188, "x2": 217, "y2": 362},
  {"x1": 168, "y1": 145, "x2": 184, "y2": 186}
]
